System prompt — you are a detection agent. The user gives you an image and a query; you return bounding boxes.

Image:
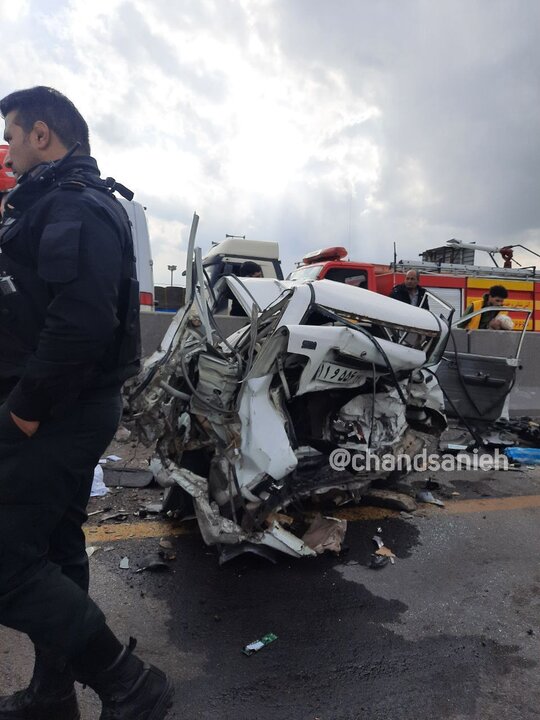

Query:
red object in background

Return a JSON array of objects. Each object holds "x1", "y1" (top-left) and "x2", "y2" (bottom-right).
[
  {"x1": 140, "y1": 291, "x2": 154, "y2": 307},
  {"x1": 0, "y1": 145, "x2": 16, "y2": 192},
  {"x1": 302, "y1": 246, "x2": 348, "y2": 264}
]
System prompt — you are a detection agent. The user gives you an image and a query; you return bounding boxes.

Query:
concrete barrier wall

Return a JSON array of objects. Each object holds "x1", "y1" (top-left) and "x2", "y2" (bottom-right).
[
  {"x1": 140, "y1": 312, "x2": 177, "y2": 358},
  {"x1": 140, "y1": 312, "x2": 248, "y2": 358},
  {"x1": 140, "y1": 314, "x2": 540, "y2": 417}
]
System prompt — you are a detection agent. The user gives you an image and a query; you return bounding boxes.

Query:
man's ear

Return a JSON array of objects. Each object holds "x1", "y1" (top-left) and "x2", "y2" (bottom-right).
[{"x1": 31, "y1": 121, "x2": 51, "y2": 150}]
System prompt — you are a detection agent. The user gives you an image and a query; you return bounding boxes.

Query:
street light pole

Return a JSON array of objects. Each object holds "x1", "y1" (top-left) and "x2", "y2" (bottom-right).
[{"x1": 167, "y1": 264, "x2": 177, "y2": 286}]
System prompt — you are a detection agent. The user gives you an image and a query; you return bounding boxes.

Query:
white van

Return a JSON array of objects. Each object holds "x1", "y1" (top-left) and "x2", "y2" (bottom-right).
[{"x1": 118, "y1": 198, "x2": 154, "y2": 312}]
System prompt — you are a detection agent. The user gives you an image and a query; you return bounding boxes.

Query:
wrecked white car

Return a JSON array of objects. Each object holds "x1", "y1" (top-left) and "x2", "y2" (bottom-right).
[{"x1": 128, "y1": 220, "x2": 450, "y2": 560}]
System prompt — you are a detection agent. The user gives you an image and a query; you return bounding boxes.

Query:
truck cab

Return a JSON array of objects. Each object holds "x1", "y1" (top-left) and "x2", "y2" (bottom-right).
[
  {"x1": 202, "y1": 237, "x2": 283, "y2": 287},
  {"x1": 288, "y1": 246, "x2": 377, "y2": 290}
]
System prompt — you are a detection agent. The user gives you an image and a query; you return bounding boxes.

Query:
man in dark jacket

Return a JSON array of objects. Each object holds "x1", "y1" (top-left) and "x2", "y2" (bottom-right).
[
  {"x1": 0, "y1": 87, "x2": 172, "y2": 720},
  {"x1": 389, "y1": 269, "x2": 430, "y2": 310}
]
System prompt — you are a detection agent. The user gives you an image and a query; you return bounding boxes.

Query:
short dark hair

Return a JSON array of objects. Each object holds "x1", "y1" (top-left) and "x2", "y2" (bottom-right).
[
  {"x1": 0, "y1": 86, "x2": 90, "y2": 155},
  {"x1": 239, "y1": 261, "x2": 262, "y2": 277},
  {"x1": 489, "y1": 285, "x2": 508, "y2": 299}
]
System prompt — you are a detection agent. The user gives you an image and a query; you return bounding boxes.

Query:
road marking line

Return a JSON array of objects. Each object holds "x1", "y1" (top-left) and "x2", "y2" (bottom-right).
[
  {"x1": 427, "y1": 494, "x2": 540, "y2": 514},
  {"x1": 333, "y1": 494, "x2": 540, "y2": 521},
  {"x1": 85, "y1": 520, "x2": 196, "y2": 543},
  {"x1": 84, "y1": 494, "x2": 540, "y2": 544}
]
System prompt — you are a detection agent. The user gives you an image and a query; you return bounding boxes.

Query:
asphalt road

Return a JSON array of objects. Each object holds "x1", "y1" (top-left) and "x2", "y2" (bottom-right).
[{"x1": 1, "y1": 468, "x2": 540, "y2": 720}]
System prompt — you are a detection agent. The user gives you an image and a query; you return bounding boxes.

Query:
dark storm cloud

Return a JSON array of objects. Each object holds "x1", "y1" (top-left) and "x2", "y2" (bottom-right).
[{"x1": 269, "y1": 0, "x2": 540, "y2": 252}]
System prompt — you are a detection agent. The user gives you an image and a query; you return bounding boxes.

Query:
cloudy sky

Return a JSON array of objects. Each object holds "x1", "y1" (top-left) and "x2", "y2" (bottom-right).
[{"x1": 1, "y1": 0, "x2": 539, "y2": 284}]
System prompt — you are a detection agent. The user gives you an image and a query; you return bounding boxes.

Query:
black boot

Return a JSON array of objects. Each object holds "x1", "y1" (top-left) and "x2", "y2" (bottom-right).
[
  {"x1": 0, "y1": 647, "x2": 80, "y2": 720},
  {"x1": 79, "y1": 638, "x2": 173, "y2": 720}
]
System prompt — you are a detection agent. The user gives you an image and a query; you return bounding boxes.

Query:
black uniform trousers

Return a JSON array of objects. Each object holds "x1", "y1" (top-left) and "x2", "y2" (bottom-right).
[{"x1": 0, "y1": 386, "x2": 122, "y2": 660}]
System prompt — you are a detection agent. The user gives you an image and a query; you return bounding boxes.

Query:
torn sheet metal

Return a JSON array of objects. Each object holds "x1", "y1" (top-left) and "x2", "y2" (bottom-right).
[{"x1": 127, "y1": 227, "x2": 450, "y2": 560}]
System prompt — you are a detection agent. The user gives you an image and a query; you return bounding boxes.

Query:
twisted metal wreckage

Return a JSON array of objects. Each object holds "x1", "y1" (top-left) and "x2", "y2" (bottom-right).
[{"x1": 127, "y1": 214, "x2": 452, "y2": 560}]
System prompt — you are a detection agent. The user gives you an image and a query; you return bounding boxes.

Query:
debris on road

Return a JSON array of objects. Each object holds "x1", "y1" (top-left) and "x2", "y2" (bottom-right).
[
  {"x1": 242, "y1": 633, "x2": 278, "y2": 656},
  {"x1": 133, "y1": 504, "x2": 162, "y2": 519},
  {"x1": 504, "y1": 447, "x2": 540, "y2": 465},
  {"x1": 375, "y1": 546, "x2": 395, "y2": 562},
  {"x1": 141, "y1": 502, "x2": 163, "y2": 515},
  {"x1": 369, "y1": 554, "x2": 390, "y2": 569},
  {"x1": 442, "y1": 442, "x2": 471, "y2": 452},
  {"x1": 495, "y1": 417, "x2": 540, "y2": 446},
  {"x1": 302, "y1": 514, "x2": 347, "y2": 554},
  {"x1": 114, "y1": 425, "x2": 132, "y2": 443},
  {"x1": 86, "y1": 546, "x2": 99, "y2": 558},
  {"x1": 372, "y1": 534, "x2": 395, "y2": 564},
  {"x1": 158, "y1": 549, "x2": 176, "y2": 562},
  {"x1": 362, "y1": 489, "x2": 417, "y2": 513},
  {"x1": 158, "y1": 538, "x2": 177, "y2": 561},
  {"x1": 91, "y1": 465, "x2": 109, "y2": 498},
  {"x1": 416, "y1": 489, "x2": 445, "y2": 507},
  {"x1": 103, "y1": 467, "x2": 155, "y2": 488},
  {"x1": 100, "y1": 510, "x2": 129, "y2": 523},
  {"x1": 119, "y1": 557, "x2": 130, "y2": 569},
  {"x1": 136, "y1": 554, "x2": 172, "y2": 573}
]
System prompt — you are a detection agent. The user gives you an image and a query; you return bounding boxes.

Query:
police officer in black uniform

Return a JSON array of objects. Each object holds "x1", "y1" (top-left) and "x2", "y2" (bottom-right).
[{"x1": 0, "y1": 87, "x2": 173, "y2": 720}]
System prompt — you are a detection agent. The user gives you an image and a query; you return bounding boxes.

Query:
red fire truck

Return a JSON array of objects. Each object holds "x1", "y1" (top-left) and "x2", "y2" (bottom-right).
[{"x1": 288, "y1": 242, "x2": 540, "y2": 331}]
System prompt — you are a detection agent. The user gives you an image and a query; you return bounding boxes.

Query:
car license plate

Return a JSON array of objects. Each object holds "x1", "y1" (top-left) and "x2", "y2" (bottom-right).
[{"x1": 315, "y1": 361, "x2": 363, "y2": 385}]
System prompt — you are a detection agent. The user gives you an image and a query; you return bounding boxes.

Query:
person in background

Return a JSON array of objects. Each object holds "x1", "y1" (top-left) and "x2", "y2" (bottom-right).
[
  {"x1": 0, "y1": 86, "x2": 172, "y2": 720},
  {"x1": 238, "y1": 261, "x2": 263, "y2": 279},
  {"x1": 390, "y1": 269, "x2": 430, "y2": 310},
  {"x1": 230, "y1": 261, "x2": 263, "y2": 316},
  {"x1": 460, "y1": 284, "x2": 511, "y2": 330}
]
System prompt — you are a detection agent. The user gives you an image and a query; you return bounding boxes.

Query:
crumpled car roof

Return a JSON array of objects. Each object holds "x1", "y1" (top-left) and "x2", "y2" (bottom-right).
[{"x1": 226, "y1": 277, "x2": 441, "y2": 333}]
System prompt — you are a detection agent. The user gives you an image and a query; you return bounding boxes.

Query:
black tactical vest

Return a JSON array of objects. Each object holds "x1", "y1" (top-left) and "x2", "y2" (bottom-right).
[{"x1": 0, "y1": 157, "x2": 140, "y2": 387}]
